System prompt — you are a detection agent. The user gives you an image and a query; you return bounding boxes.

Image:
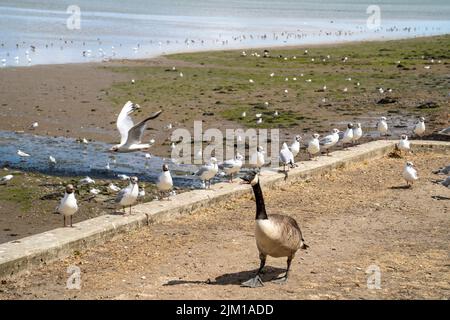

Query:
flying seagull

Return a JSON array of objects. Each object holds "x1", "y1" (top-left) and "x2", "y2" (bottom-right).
[{"x1": 110, "y1": 101, "x2": 162, "y2": 152}]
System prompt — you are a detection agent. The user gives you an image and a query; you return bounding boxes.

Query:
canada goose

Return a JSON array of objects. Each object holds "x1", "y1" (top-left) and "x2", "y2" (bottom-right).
[
  {"x1": 414, "y1": 117, "x2": 425, "y2": 137},
  {"x1": 56, "y1": 184, "x2": 78, "y2": 227},
  {"x1": 241, "y1": 171, "x2": 308, "y2": 288}
]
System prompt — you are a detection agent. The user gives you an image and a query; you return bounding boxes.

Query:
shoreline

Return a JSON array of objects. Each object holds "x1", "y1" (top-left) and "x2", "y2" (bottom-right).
[{"x1": 2, "y1": 33, "x2": 449, "y2": 70}]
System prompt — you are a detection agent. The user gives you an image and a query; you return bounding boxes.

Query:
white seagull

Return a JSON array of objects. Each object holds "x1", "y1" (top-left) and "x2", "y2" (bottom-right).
[
  {"x1": 17, "y1": 150, "x2": 30, "y2": 157},
  {"x1": 115, "y1": 176, "x2": 139, "y2": 214},
  {"x1": 56, "y1": 184, "x2": 78, "y2": 227},
  {"x1": 403, "y1": 162, "x2": 418, "y2": 187},
  {"x1": 397, "y1": 134, "x2": 411, "y2": 154},
  {"x1": 289, "y1": 135, "x2": 302, "y2": 158},
  {"x1": 79, "y1": 176, "x2": 95, "y2": 185},
  {"x1": 414, "y1": 117, "x2": 426, "y2": 137},
  {"x1": 107, "y1": 183, "x2": 121, "y2": 193},
  {"x1": 49, "y1": 156, "x2": 56, "y2": 165},
  {"x1": 157, "y1": 164, "x2": 173, "y2": 199},
  {"x1": 320, "y1": 129, "x2": 340, "y2": 155},
  {"x1": 250, "y1": 146, "x2": 265, "y2": 171},
  {"x1": 0, "y1": 175, "x2": 13, "y2": 185},
  {"x1": 219, "y1": 153, "x2": 244, "y2": 182},
  {"x1": 110, "y1": 101, "x2": 162, "y2": 153},
  {"x1": 29, "y1": 122, "x2": 39, "y2": 130},
  {"x1": 339, "y1": 123, "x2": 354, "y2": 148},
  {"x1": 377, "y1": 117, "x2": 388, "y2": 137},
  {"x1": 195, "y1": 157, "x2": 218, "y2": 189},
  {"x1": 280, "y1": 142, "x2": 296, "y2": 172},
  {"x1": 352, "y1": 123, "x2": 363, "y2": 144},
  {"x1": 307, "y1": 134, "x2": 321, "y2": 159}
]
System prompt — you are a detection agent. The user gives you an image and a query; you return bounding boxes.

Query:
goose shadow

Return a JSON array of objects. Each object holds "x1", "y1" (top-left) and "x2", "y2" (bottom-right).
[
  {"x1": 163, "y1": 266, "x2": 286, "y2": 287},
  {"x1": 390, "y1": 185, "x2": 411, "y2": 190}
]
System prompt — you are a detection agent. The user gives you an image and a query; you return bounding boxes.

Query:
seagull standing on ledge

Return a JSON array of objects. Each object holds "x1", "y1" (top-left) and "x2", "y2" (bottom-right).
[
  {"x1": 115, "y1": 176, "x2": 139, "y2": 214},
  {"x1": 352, "y1": 123, "x2": 363, "y2": 144},
  {"x1": 56, "y1": 184, "x2": 78, "y2": 227},
  {"x1": 157, "y1": 164, "x2": 173, "y2": 200},
  {"x1": 289, "y1": 135, "x2": 302, "y2": 159},
  {"x1": 110, "y1": 101, "x2": 162, "y2": 153},
  {"x1": 195, "y1": 157, "x2": 218, "y2": 189},
  {"x1": 307, "y1": 134, "x2": 320, "y2": 159},
  {"x1": 320, "y1": 129, "x2": 340, "y2": 156}
]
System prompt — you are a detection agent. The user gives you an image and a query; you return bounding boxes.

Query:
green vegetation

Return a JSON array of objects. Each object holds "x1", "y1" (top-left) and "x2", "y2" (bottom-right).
[{"x1": 104, "y1": 35, "x2": 449, "y2": 132}]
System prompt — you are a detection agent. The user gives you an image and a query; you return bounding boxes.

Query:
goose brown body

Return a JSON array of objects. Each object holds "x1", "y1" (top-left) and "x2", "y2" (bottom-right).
[{"x1": 255, "y1": 214, "x2": 303, "y2": 258}]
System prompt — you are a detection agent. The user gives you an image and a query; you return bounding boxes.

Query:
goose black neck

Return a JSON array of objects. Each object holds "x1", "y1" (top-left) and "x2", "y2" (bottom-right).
[{"x1": 251, "y1": 181, "x2": 268, "y2": 220}]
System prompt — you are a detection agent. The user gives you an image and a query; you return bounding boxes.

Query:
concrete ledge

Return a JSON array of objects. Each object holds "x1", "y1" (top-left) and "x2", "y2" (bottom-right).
[{"x1": 0, "y1": 139, "x2": 448, "y2": 278}]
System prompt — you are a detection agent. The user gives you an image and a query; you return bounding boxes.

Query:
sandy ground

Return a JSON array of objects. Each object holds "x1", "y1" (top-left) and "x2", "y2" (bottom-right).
[{"x1": 1, "y1": 151, "x2": 448, "y2": 300}]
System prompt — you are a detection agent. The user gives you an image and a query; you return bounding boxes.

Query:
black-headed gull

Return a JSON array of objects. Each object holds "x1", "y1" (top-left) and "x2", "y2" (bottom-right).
[
  {"x1": 403, "y1": 162, "x2": 418, "y2": 187},
  {"x1": 195, "y1": 157, "x2": 218, "y2": 189},
  {"x1": 280, "y1": 143, "x2": 296, "y2": 172},
  {"x1": 339, "y1": 123, "x2": 354, "y2": 148},
  {"x1": 110, "y1": 101, "x2": 162, "y2": 153},
  {"x1": 115, "y1": 176, "x2": 139, "y2": 214},
  {"x1": 157, "y1": 164, "x2": 173, "y2": 199},
  {"x1": 250, "y1": 146, "x2": 265, "y2": 171},
  {"x1": 219, "y1": 153, "x2": 244, "y2": 182},
  {"x1": 319, "y1": 129, "x2": 340, "y2": 155},
  {"x1": 377, "y1": 117, "x2": 388, "y2": 137},
  {"x1": 56, "y1": 184, "x2": 78, "y2": 227},
  {"x1": 397, "y1": 135, "x2": 411, "y2": 154},
  {"x1": 289, "y1": 135, "x2": 302, "y2": 158},
  {"x1": 414, "y1": 117, "x2": 426, "y2": 137},
  {"x1": 307, "y1": 134, "x2": 320, "y2": 159},
  {"x1": 352, "y1": 123, "x2": 363, "y2": 144}
]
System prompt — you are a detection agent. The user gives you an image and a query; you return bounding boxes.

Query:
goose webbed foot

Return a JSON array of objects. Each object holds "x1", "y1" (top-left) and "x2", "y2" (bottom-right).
[
  {"x1": 272, "y1": 275, "x2": 288, "y2": 284},
  {"x1": 241, "y1": 275, "x2": 264, "y2": 288}
]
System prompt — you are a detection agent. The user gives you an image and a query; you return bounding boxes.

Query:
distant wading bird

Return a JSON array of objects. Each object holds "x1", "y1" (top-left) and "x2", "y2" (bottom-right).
[
  {"x1": 110, "y1": 101, "x2": 162, "y2": 153},
  {"x1": 414, "y1": 117, "x2": 426, "y2": 137},
  {"x1": 240, "y1": 171, "x2": 308, "y2": 288}
]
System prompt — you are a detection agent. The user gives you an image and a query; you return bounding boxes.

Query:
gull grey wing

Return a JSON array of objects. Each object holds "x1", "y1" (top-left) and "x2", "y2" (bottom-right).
[
  {"x1": 338, "y1": 131, "x2": 344, "y2": 140},
  {"x1": 319, "y1": 136, "x2": 332, "y2": 146},
  {"x1": 195, "y1": 166, "x2": 209, "y2": 177},
  {"x1": 115, "y1": 188, "x2": 127, "y2": 203},
  {"x1": 219, "y1": 160, "x2": 235, "y2": 170},
  {"x1": 125, "y1": 110, "x2": 162, "y2": 145}
]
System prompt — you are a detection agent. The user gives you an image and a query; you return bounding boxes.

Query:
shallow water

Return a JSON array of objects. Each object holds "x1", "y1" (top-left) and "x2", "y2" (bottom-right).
[
  {"x1": 0, "y1": 131, "x2": 202, "y2": 187},
  {"x1": 0, "y1": 0, "x2": 449, "y2": 66}
]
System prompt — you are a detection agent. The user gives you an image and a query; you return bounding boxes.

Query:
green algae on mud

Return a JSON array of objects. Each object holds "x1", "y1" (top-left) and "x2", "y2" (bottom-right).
[{"x1": 104, "y1": 35, "x2": 449, "y2": 134}]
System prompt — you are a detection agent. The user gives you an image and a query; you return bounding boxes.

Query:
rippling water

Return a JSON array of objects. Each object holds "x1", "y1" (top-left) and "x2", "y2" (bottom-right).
[
  {"x1": 0, "y1": 131, "x2": 201, "y2": 186},
  {"x1": 0, "y1": 0, "x2": 449, "y2": 66}
]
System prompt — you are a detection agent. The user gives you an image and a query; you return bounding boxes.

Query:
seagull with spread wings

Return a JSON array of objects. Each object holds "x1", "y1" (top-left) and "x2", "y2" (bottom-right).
[{"x1": 110, "y1": 101, "x2": 162, "y2": 153}]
